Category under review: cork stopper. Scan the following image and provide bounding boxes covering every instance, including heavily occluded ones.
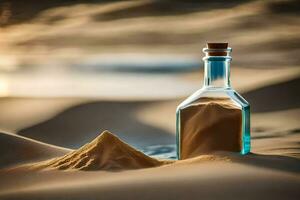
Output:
[206,43,228,56]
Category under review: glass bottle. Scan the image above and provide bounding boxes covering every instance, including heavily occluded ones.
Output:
[176,43,250,160]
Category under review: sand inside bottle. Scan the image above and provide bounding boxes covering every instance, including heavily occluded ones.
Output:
[179,97,242,159]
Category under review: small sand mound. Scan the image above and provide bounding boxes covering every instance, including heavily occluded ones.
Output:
[27,131,166,171]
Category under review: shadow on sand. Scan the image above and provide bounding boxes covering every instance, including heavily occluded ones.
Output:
[0,132,69,169]
[242,76,300,113]
[18,100,175,149]
[233,152,300,174]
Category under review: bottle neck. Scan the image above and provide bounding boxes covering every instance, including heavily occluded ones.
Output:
[203,57,231,88]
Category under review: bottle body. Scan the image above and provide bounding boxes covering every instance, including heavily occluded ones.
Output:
[176,44,250,159]
[176,88,250,159]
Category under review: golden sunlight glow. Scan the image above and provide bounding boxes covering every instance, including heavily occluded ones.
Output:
[0,78,9,96]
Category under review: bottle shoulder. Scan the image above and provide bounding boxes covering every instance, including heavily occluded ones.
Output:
[177,87,249,111]
[228,89,250,108]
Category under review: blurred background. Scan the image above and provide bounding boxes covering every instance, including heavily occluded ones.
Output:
[0,0,299,157]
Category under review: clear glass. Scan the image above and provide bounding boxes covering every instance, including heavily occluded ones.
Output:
[176,47,250,159]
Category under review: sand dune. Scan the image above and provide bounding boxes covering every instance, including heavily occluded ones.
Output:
[13,73,299,150]
[1,130,299,200]
[1,0,299,72]
[0,132,70,169]
[17,100,177,149]
[6,130,300,173]
[0,153,299,200]
[0,110,299,200]
[0,1,299,199]
[19,131,167,171]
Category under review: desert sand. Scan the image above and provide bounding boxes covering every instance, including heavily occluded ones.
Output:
[0,66,299,200]
[0,131,70,169]
[0,127,299,200]
[18,131,167,171]
[0,131,299,200]
[0,85,299,200]
[0,0,300,199]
